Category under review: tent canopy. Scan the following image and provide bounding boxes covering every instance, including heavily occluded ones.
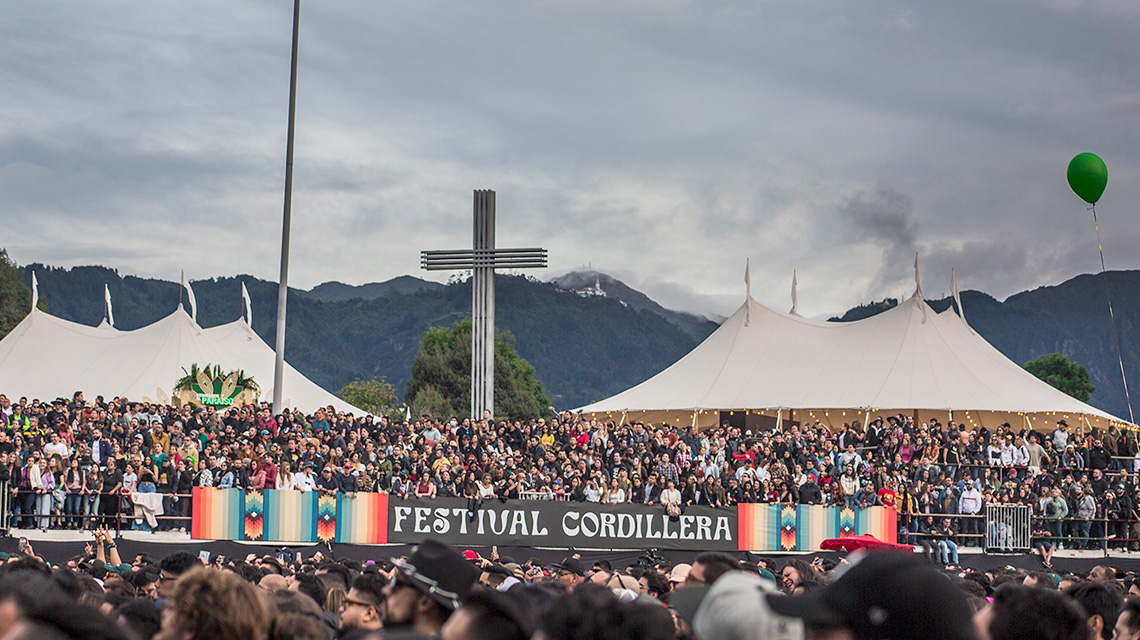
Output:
[575,290,1128,432]
[0,306,360,415]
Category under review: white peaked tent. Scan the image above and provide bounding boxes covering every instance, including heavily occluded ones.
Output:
[575,274,1130,432]
[204,319,358,414]
[0,285,360,414]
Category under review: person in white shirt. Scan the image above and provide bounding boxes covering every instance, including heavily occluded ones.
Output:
[958,479,983,544]
[999,439,1015,467]
[735,464,756,484]
[293,464,316,492]
[660,480,682,512]
[1012,437,1030,479]
[122,463,138,493]
[986,440,1003,467]
[275,461,296,491]
[584,481,602,503]
[43,433,69,460]
[606,479,626,504]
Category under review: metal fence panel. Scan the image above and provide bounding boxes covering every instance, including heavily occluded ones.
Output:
[985,504,1032,553]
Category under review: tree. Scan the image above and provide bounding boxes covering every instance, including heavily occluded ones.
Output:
[0,248,45,339]
[338,378,400,417]
[406,318,552,421]
[1024,353,1096,402]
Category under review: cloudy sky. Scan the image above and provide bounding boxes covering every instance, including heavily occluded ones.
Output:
[3,0,1140,319]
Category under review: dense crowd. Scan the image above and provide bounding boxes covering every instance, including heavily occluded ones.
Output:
[3,532,1140,640]
[1,392,1139,555]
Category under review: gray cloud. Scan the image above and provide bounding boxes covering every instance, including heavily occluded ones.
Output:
[3,0,1140,321]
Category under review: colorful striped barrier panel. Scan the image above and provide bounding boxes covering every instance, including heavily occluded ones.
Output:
[192,491,896,551]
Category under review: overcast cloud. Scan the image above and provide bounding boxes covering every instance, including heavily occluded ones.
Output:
[3,0,1140,319]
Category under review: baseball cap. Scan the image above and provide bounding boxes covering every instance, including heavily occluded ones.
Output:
[694,572,802,640]
[668,563,691,586]
[765,552,973,640]
[551,557,586,577]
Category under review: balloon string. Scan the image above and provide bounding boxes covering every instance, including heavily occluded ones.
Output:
[1091,203,1136,424]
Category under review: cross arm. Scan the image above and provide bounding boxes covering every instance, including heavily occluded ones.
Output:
[421,248,548,271]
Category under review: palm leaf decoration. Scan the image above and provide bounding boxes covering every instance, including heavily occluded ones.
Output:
[220,372,238,399]
[174,364,260,404]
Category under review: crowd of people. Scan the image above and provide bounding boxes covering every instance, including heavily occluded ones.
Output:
[1,391,1139,557]
[3,531,1140,639]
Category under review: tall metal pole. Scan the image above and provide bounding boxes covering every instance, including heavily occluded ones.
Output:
[273,0,301,414]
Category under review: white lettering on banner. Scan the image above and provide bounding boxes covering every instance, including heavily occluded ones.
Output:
[395,503,733,544]
[448,508,467,535]
[434,509,451,534]
[618,514,635,538]
[600,513,616,538]
[714,517,731,540]
[489,511,510,536]
[509,510,529,536]
[563,512,579,536]
[556,511,732,542]
[644,514,660,538]
[532,511,549,536]
[393,506,411,532]
[581,512,599,537]
[680,516,693,540]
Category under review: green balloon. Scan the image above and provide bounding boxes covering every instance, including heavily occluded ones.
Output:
[1067,152,1108,204]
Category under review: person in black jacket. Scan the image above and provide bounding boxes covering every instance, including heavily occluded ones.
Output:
[156,458,176,531]
[644,473,664,505]
[1088,439,1112,472]
[799,476,823,505]
[174,458,194,531]
[917,515,940,563]
[337,466,358,497]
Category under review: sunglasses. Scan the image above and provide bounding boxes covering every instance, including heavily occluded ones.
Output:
[341,597,377,610]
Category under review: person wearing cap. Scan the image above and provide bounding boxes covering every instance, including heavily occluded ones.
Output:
[667,563,691,589]
[766,551,975,640]
[693,571,802,640]
[551,556,586,587]
[294,463,316,492]
[316,465,340,497]
[383,539,479,638]
[1053,420,1070,453]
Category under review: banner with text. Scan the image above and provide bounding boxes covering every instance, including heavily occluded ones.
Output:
[191,489,895,551]
[387,497,738,551]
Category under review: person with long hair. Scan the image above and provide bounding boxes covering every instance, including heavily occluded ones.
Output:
[274,460,293,490]
[63,456,83,528]
[34,456,55,529]
[247,459,266,490]
[779,558,823,594]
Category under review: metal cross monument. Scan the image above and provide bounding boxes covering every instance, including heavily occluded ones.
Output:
[421,190,547,420]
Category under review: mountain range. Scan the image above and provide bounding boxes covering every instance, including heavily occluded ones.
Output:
[16,264,1140,419]
[22,265,718,410]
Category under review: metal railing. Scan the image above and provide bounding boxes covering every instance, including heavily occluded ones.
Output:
[1,485,194,533]
[518,491,567,501]
[984,504,1032,553]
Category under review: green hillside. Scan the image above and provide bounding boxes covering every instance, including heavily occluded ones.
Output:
[21,265,709,409]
